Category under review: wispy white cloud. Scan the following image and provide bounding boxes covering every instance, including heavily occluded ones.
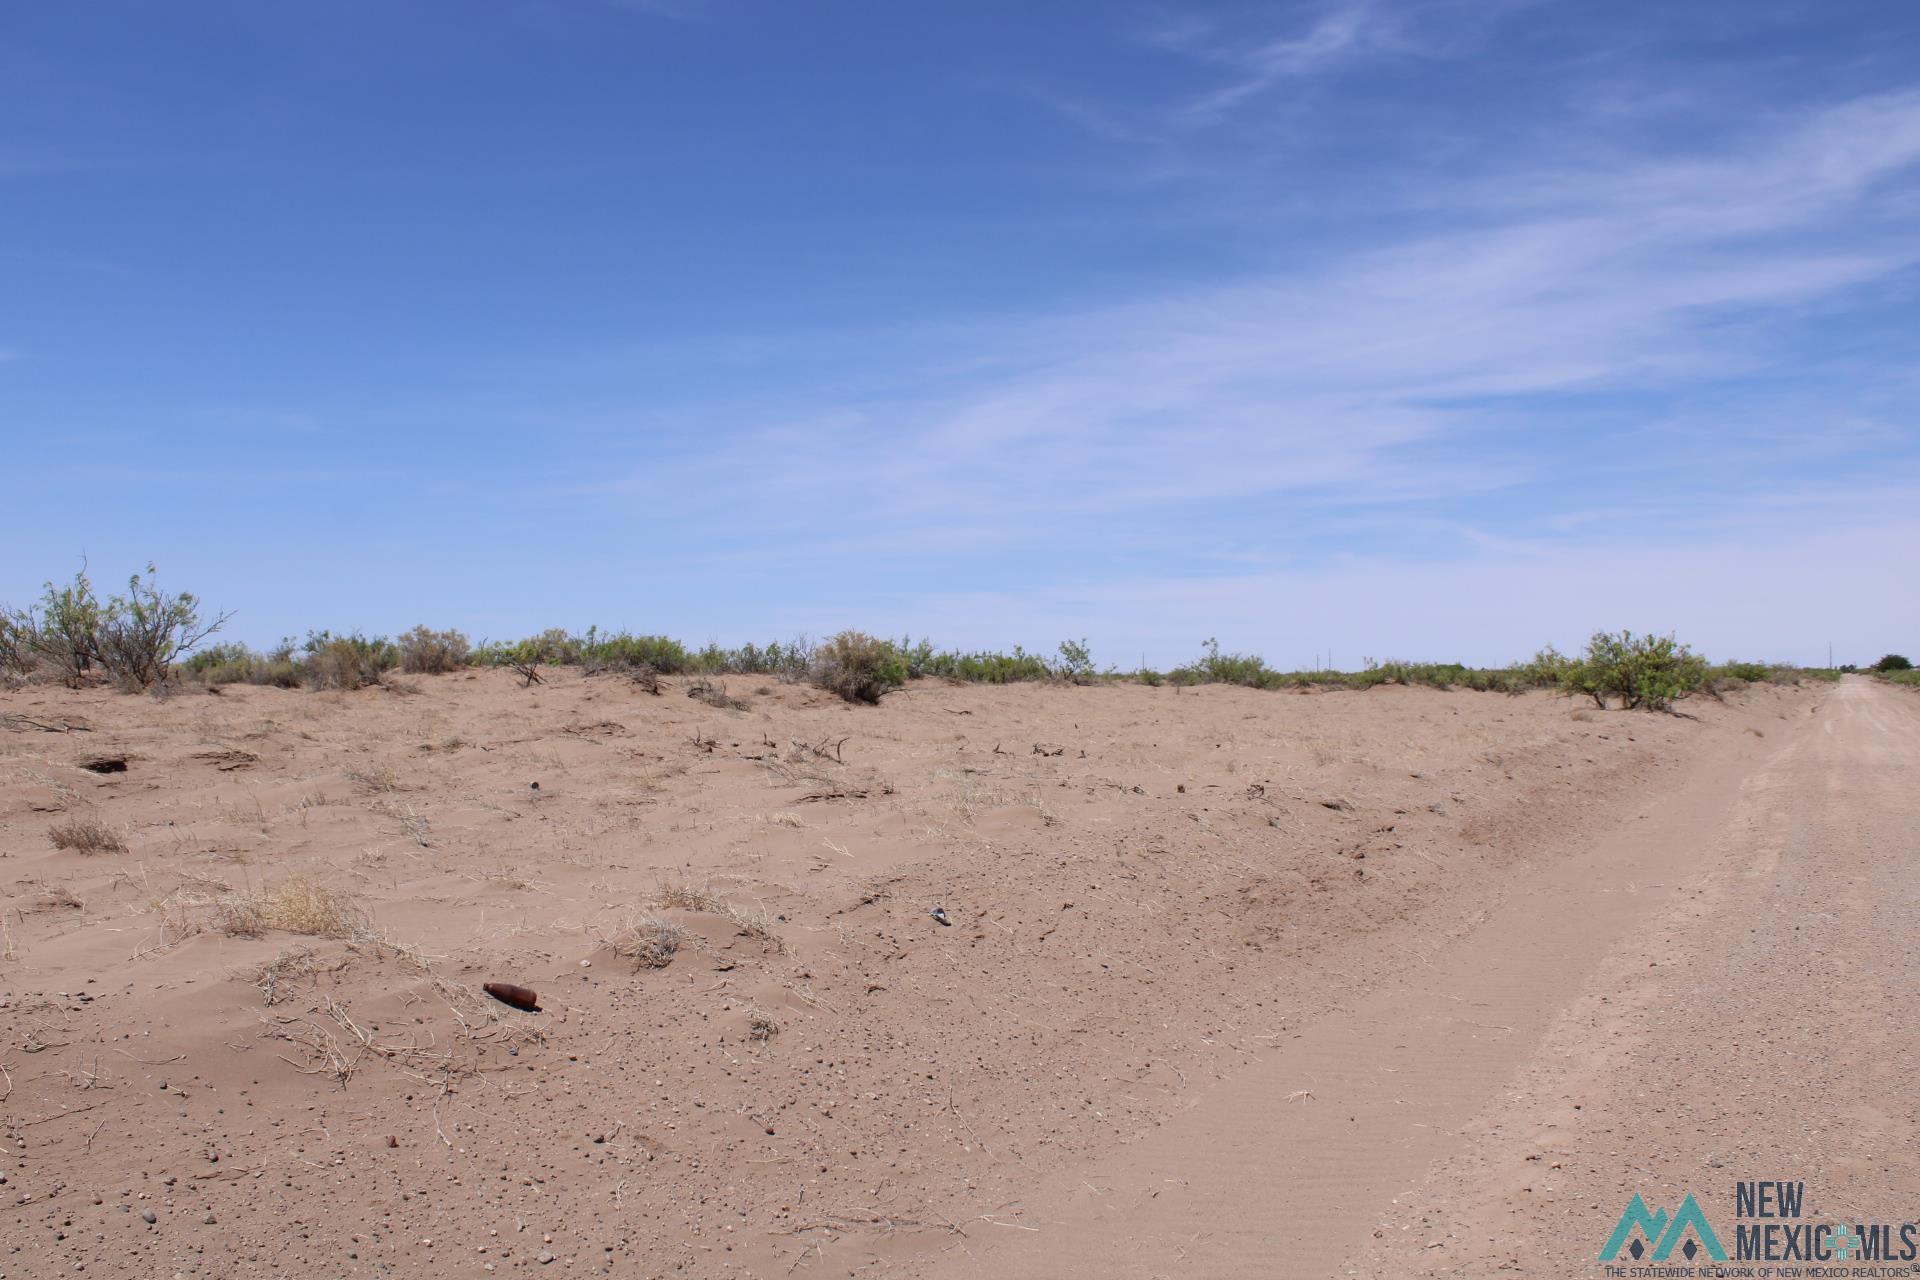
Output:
[589,89,1920,572]
[1181,0,1379,120]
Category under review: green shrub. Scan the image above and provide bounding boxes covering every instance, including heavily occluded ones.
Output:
[1053,639,1096,684]
[92,565,228,690]
[301,631,397,690]
[180,640,302,687]
[5,567,105,686]
[0,613,29,676]
[1872,654,1912,672]
[1172,638,1277,688]
[581,630,689,673]
[397,625,471,675]
[3,563,226,690]
[810,631,907,704]
[897,639,1051,683]
[1563,631,1707,711]
[1513,646,1575,689]
[718,640,811,678]
[947,648,1053,683]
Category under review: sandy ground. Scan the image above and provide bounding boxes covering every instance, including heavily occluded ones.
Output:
[0,668,1887,1278]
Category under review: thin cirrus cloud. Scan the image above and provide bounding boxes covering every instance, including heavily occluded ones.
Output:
[608,89,1920,579]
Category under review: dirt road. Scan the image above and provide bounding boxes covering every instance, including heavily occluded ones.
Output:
[910,676,1920,1278]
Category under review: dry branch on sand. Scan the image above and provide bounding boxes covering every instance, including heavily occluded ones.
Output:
[260,996,457,1087]
[247,946,324,1005]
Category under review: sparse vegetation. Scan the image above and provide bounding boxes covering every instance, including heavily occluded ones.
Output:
[0,613,31,678]
[810,631,907,704]
[687,677,748,710]
[397,625,471,674]
[1560,631,1707,711]
[606,914,688,968]
[232,878,366,939]
[4,565,105,686]
[1053,638,1096,684]
[137,875,366,947]
[655,881,722,913]
[0,567,1846,710]
[300,631,399,690]
[48,816,127,854]
[94,565,231,690]
[2,562,227,690]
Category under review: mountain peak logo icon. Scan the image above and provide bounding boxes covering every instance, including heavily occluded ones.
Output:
[1599,1192,1729,1262]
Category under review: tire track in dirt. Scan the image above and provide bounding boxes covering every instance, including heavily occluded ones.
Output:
[1358,674,1920,1276]
[901,691,1817,1278]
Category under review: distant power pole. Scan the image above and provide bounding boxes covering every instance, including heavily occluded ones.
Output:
[1829,641,1834,668]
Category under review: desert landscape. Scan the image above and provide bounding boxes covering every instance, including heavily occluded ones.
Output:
[7,656,1907,1277]
[8,4,1920,1276]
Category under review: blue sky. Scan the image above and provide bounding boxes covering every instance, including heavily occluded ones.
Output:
[4,1,1918,668]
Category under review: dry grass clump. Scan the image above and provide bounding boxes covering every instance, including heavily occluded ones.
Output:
[346,764,400,792]
[212,895,269,937]
[747,1007,778,1042]
[47,816,127,854]
[605,913,688,969]
[656,881,722,913]
[648,881,786,953]
[686,677,748,710]
[254,876,364,937]
[721,901,787,952]
[151,875,366,944]
[24,881,84,912]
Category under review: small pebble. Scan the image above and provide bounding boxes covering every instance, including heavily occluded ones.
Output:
[141,1210,157,1224]
[537,1250,556,1265]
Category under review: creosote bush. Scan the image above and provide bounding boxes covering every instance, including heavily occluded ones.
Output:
[300,631,398,690]
[397,625,471,674]
[810,631,908,704]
